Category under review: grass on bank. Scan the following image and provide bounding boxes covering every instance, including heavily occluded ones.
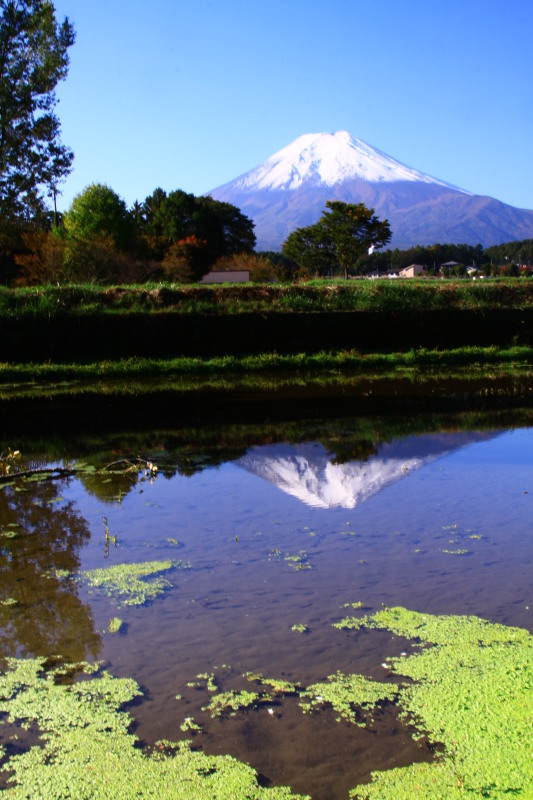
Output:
[0,346,532,384]
[1,278,533,317]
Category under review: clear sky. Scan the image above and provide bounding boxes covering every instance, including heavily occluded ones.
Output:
[52,0,533,214]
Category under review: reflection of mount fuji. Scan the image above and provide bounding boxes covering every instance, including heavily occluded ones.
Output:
[237,433,498,509]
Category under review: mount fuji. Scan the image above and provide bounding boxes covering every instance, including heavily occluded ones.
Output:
[236,432,499,509]
[209,131,533,251]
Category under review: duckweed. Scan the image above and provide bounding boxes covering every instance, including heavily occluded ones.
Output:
[196,672,218,692]
[291,623,308,634]
[107,617,123,634]
[269,549,311,569]
[82,560,180,606]
[336,607,533,798]
[179,716,202,734]
[0,658,306,799]
[300,671,398,726]
[332,615,366,631]
[254,677,300,695]
[2,604,530,798]
[203,690,261,718]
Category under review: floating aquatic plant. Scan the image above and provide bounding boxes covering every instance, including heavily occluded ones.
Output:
[300,671,398,726]
[0,658,305,799]
[291,623,308,634]
[251,676,300,695]
[107,617,123,634]
[332,615,367,630]
[334,607,533,799]
[82,559,180,606]
[195,672,218,692]
[269,549,311,570]
[180,716,202,734]
[203,690,261,718]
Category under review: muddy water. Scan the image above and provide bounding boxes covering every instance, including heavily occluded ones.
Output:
[1,420,532,799]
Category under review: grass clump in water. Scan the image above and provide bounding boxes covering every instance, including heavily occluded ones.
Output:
[82,559,179,606]
[0,658,305,799]
[334,607,533,799]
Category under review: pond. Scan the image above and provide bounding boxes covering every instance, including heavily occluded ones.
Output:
[0,404,532,799]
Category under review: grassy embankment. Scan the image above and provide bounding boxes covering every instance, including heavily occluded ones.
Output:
[3,278,533,315]
[1,280,533,396]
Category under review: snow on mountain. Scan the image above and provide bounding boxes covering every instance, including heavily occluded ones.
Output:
[234,130,469,194]
[238,444,425,509]
[237,434,498,509]
[209,131,533,250]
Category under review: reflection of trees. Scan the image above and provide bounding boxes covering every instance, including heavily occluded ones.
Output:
[0,479,101,662]
[326,438,379,464]
[77,457,160,503]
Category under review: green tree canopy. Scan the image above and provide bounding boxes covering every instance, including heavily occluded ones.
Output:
[484,238,533,268]
[0,0,75,220]
[63,183,135,251]
[199,196,256,255]
[137,188,256,279]
[282,202,391,279]
[319,201,391,279]
[282,223,336,277]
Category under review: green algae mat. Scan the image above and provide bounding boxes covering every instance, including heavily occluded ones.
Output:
[0,606,531,799]
[341,608,533,799]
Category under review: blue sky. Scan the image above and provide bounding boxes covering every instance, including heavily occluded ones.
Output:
[52,0,533,214]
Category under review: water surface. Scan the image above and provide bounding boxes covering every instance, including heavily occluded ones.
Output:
[1,414,532,798]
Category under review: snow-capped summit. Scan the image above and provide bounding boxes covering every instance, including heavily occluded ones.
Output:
[235,131,466,193]
[237,433,499,509]
[210,130,533,250]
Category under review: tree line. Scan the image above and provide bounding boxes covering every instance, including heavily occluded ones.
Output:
[1,3,531,286]
[283,234,533,279]
[356,241,533,277]
[0,3,261,285]
[6,183,258,285]
[6,185,533,285]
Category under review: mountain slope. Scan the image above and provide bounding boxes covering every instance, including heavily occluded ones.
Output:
[237,432,498,509]
[210,131,533,251]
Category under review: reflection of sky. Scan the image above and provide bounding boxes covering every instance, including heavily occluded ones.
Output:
[237,433,500,509]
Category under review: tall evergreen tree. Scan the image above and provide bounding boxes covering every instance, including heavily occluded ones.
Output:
[0,1,75,220]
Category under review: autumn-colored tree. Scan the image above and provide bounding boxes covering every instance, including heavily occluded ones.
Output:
[13,229,65,285]
[138,188,256,278]
[62,233,141,284]
[161,236,209,283]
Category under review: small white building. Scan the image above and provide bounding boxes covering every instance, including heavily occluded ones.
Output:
[398,264,427,278]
